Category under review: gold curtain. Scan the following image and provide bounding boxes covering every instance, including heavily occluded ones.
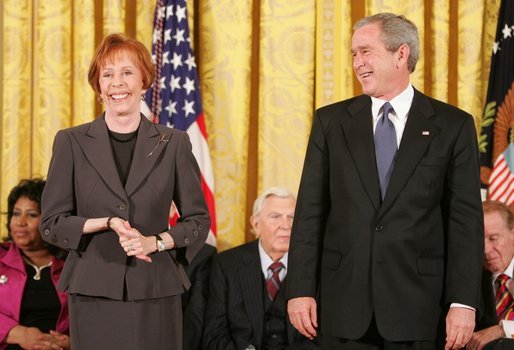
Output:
[0,0,501,251]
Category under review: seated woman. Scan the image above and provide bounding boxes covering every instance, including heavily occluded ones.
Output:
[0,179,69,350]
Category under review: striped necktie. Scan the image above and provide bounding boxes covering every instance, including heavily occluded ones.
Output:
[496,273,514,320]
[266,261,284,301]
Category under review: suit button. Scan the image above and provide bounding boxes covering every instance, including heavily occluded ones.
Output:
[375,225,383,232]
[118,203,127,210]
[198,224,203,230]
[184,238,190,244]
[62,239,69,247]
[193,230,199,237]
[44,229,50,236]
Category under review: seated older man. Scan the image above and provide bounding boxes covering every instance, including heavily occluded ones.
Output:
[468,201,514,350]
[203,187,318,350]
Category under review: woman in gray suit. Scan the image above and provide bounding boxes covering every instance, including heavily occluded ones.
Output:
[40,33,210,350]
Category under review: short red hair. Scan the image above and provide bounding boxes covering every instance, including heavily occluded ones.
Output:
[87,33,155,95]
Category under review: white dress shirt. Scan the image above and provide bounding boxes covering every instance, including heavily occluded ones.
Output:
[371,84,413,147]
[258,239,288,282]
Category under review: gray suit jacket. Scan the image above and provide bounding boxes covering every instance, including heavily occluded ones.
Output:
[40,115,210,301]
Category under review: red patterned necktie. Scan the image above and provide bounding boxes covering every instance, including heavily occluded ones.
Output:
[495,273,514,320]
[266,261,284,301]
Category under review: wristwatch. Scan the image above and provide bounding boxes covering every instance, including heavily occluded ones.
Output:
[155,234,166,252]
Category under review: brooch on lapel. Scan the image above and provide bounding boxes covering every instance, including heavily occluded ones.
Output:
[0,275,7,286]
[422,131,430,136]
[146,133,171,159]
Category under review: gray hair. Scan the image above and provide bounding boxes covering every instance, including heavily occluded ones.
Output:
[252,187,296,217]
[354,13,419,73]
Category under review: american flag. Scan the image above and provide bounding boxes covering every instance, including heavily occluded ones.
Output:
[142,0,217,246]
[488,144,514,205]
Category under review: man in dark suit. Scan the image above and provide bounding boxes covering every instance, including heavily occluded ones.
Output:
[182,243,217,350]
[469,201,514,350]
[203,187,318,350]
[286,13,483,350]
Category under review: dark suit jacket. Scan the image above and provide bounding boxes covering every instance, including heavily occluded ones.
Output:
[484,339,514,350]
[477,269,498,331]
[182,243,217,350]
[286,89,484,341]
[40,115,210,301]
[203,240,318,350]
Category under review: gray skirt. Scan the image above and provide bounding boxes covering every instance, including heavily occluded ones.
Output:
[69,294,182,350]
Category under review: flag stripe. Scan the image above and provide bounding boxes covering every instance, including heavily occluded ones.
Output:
[187,118,215,189]
[488,145,514,204]
[195,111,208,140]
[489,156,508,197]
[491,173,512,200]
[505,184,514,204]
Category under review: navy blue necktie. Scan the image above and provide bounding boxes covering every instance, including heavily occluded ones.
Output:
[375,102,397,200]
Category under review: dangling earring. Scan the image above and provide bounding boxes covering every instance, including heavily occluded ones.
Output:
[141,91,146,101]
[97,96,104,104]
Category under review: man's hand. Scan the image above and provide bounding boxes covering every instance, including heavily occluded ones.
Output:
[445,307,476,349]
[287,297,317,339]
[466,325,504,350]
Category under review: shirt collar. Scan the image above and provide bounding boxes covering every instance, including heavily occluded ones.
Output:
[493,256,514,281]
[371,84,414,124]
[258,239,288,276]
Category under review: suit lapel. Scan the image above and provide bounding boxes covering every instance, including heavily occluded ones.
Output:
[73,116,126,198]
[342,96,380,210]
[73,116,171,199]
[125,116,169,196]
[240,241,264,347]
[379,90,437,215]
